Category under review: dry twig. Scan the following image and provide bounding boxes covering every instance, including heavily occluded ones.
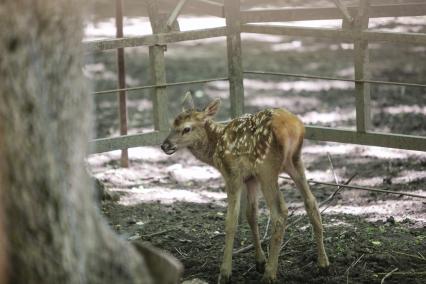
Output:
[233,242,255,255]
[142,228,173,238]
[391,250,426,261]
[242,264,256,276]
[279,237,293,257]
[345,254,365,284]
[320,173,357,214]
[327,153,340,185]
[211,232,225,239]
[174,247,188,258]
[279,176,426,199]
[377,271,426,276]
[233,215,271,255]
[262,215,271,240]
[380,268,399,284]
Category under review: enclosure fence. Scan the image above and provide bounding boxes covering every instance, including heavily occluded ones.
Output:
[85,0,426,155]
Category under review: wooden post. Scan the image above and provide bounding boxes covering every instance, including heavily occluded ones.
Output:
[225,0,244,118]
[115,0,129,167]
[146,0,169,131]
[333,0,354,24]
[353,0,371,132]
[167,0,188,30]
[225,0,246,223]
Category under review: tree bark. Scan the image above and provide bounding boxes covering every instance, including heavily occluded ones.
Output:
[0,1,180,283]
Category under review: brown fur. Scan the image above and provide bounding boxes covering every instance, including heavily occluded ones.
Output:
[270,109,305,167]
[162,100,329,283]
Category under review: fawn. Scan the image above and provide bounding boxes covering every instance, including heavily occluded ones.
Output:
[161,94,329,283]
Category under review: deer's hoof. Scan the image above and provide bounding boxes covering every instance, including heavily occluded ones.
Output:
[218,272,231,284]
[256,260,266,273]
[318,255,330,268]
[260,275,277,284]
[318,264,331,276]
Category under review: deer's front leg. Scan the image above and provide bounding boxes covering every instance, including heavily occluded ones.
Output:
[218,178,243,284]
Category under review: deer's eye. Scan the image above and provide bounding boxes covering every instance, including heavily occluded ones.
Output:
[182,127,191,135]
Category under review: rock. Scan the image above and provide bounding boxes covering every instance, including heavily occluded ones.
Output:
[132,241,183,284]
[94,177,106,200]
[386,216,396,224]
[93,177,120,202]
[383,176,392,185]
[103,190,120,202]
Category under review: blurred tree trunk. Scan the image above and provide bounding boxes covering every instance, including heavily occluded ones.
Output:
[0,1,180,283]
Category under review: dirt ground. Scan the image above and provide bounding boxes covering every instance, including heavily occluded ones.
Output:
[86,2,426,283]
[89,143,426,284]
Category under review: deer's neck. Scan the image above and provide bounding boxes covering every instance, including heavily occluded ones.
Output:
[187,120,224,167]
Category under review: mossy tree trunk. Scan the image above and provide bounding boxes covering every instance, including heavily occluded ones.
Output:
[0,1,178,283]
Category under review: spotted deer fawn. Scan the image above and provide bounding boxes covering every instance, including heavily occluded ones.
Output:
[161,94,329,283]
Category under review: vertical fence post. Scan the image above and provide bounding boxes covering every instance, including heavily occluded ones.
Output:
[225,0,244,118]
[146,0,169,132]
[353,0,371,132]
[225,0,246,222]
[115,0,129,167]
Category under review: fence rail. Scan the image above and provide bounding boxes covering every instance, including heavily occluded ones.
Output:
[84,26,227,52]
[92,77,229,95]
[240,3,426,23]
[242,24,426,45]
[243,71,426,89]
[90,131,168,154]
[86,1,426,154]
[89,125,426,154]
[305,126,426,152]
[93,71,426,97]
[84,24,426,52]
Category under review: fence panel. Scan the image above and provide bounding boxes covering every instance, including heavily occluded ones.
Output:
[86,2,426,154]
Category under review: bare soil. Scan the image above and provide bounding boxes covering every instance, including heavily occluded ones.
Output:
[90,143,426,284]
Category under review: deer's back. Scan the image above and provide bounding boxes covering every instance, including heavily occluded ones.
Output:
[212,108,304,174]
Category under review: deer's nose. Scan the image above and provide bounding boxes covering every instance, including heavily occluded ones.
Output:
[161,139,177,154]
[160,141,169,151]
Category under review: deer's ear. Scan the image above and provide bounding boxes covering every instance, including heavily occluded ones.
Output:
[204,98,221,117]
[182,91,195,111]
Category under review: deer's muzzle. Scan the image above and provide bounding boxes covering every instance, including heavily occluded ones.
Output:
[161,139,177,155]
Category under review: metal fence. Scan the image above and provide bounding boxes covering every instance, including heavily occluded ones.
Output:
[85,0,426,154]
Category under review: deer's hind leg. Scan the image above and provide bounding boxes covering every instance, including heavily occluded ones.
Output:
[285,157,329,268]
[245,177,266,273]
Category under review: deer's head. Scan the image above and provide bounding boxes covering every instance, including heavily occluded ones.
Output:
[161,93,220,155]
